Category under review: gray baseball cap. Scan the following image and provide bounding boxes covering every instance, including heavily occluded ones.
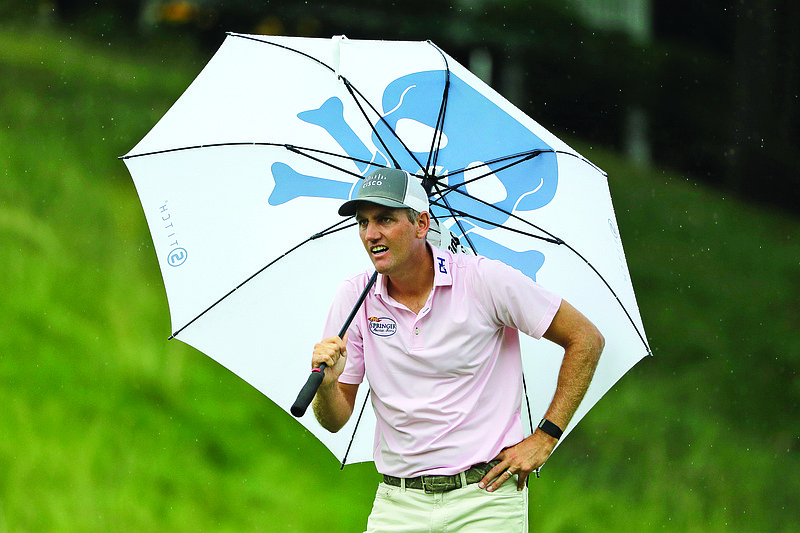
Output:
[338,168,429,217]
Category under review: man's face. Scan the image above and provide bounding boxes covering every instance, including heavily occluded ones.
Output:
[355,203,427,276]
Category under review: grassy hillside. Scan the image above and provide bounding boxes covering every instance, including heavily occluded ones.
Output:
[1,25,798,532]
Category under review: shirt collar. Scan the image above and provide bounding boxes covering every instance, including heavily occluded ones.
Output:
[431,244,453,288]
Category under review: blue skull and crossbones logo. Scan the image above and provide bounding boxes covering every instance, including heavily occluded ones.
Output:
[268,70,558,281]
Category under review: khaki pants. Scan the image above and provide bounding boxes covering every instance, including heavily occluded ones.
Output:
[364,476,528,533]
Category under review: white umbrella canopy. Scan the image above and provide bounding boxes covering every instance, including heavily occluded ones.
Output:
[122,33,651,466]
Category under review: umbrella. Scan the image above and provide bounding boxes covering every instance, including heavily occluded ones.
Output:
[121,33,651,467]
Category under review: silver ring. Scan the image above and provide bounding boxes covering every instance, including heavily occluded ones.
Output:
[505,470,514,476]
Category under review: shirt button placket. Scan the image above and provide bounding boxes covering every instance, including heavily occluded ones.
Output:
[411,321,423,349]
[411,308,429,349]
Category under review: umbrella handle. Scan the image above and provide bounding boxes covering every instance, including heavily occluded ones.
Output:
[290,271,378,418]
[290,364,327,417]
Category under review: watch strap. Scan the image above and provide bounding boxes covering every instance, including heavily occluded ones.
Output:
[538,418,564,440]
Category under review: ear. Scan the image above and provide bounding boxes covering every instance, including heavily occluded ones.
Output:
[416,211,431,239]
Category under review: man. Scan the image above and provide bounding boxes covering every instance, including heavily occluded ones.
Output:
[311,168,604,532]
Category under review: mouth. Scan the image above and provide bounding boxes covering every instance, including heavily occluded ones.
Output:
[370,245,389,256]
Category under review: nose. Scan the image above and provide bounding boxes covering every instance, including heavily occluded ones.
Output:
[363,221,381,241]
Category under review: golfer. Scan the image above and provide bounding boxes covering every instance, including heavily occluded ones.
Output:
[311,168,604,532]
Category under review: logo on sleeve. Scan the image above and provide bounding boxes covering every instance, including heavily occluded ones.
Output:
[368,316,397,337]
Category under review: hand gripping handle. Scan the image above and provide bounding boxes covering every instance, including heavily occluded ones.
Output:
[290,271,377,418]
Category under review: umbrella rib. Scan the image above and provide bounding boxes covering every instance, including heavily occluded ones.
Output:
[121,142,378,181]
[284,144,381,173]
[445,150,548,190]
[557,241,653,355]
[229,33,336,74]
[425,41,451,175]
[340,389,372,469]
[429,199,562,245]
[168,219,355,340]
[340,79,396,169]
[522,372,535,436]
[430,182,481,254]
[443,149,603,189]
[284,144,370,181]
[120,142,291,160]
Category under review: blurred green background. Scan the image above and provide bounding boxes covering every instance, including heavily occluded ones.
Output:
[1,1,798,532]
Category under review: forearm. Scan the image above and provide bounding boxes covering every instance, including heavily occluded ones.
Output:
[544,326,604,430]
[312,380,354,433]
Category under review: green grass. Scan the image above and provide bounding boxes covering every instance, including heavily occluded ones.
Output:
[1,24,798,532]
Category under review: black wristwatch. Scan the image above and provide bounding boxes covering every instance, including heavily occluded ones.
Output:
[538,418,564,440]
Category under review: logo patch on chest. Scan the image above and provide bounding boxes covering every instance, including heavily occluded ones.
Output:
[368,316,397,337]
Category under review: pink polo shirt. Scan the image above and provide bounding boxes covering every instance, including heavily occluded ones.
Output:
[323,245,561,477]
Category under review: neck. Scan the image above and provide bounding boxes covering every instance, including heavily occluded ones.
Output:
[386,244,435,309]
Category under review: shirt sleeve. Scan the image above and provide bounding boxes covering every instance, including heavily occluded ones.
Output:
[321,273,368,385]
[471,256,562,339]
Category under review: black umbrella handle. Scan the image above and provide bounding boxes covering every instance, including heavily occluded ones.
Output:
[290,271,378,418]
[291,364,327,417]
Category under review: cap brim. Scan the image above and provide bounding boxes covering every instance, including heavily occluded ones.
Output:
[338,197,412,217]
